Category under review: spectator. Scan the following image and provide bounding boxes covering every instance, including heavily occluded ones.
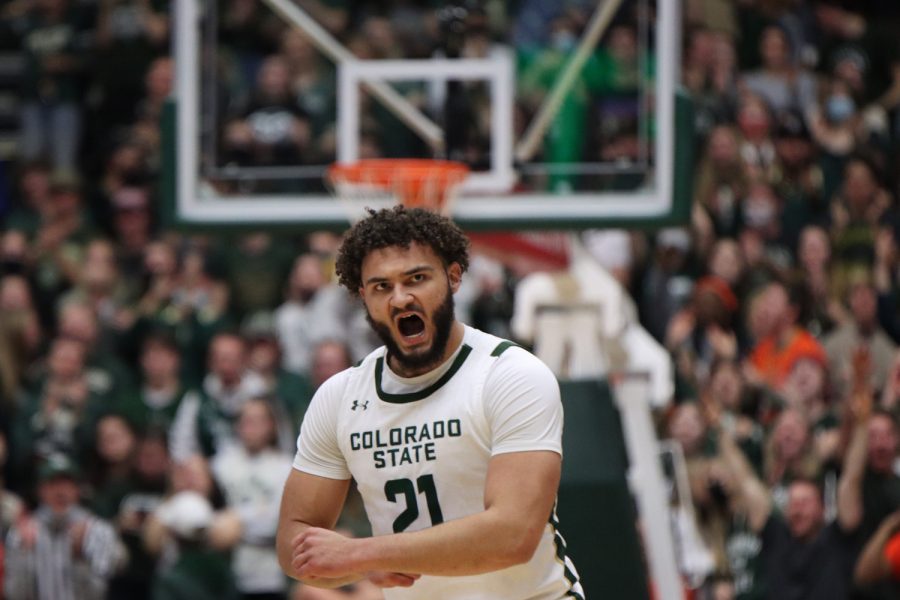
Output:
[280,29,336,163]
[119,333,195,434]
[30,171,94,317]
[18,0,88,170]
[808,77,866,196]
[796,224,839,336]
[742,24,818,117]
[5,160,52,237]
[640,228,697,343]
[133,241,231,385]
[109,184,156,277]
[211,398,293,600]
[666,275,739,392]
[106,428,169,600]
[0,274,42,411]
[772,110,822,248]
[746,277,826,393]
[736,94,779,184]
[683,27,737,136]
[221,232,296,323]
[0,432,24,539]
[273,253,347,377]
[829,157,893,302]
[738,180,793,271]
[92,0,168,133]
[10,337,109,487]
[59,238,134,350]
[223,55,312,168]
[694,125,747,238]
[4,453,126,600]
[150,490,239,600]
[168,333,293,462]
[712,412,850,600]
[56,300,133,397]
[824,280,896,401]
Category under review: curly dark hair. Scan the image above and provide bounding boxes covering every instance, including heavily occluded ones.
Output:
[335,205,470,295]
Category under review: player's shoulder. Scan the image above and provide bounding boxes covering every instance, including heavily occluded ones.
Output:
[465,326,546,369]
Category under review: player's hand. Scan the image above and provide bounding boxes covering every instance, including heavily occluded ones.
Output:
[368,571,421,588]
[292,527,359,579]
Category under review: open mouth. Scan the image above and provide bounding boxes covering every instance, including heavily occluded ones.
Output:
[397,314,426,338]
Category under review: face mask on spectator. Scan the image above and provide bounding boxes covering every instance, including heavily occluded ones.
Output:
[826,94,855,123]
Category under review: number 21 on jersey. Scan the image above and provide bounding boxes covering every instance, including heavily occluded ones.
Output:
[385,474,444,532]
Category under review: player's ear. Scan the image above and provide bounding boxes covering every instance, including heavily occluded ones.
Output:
[447,262,462,293]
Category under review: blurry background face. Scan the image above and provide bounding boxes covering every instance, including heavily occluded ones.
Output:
[289,254,325,302]
[59,304,98,346]
[97,415,136,465]
[759,26,790,70]
[237,400,276,453]
[82,240,118,293]
[311,341,351,388]
[786,481,823,539]
[798,226,830,271]
[141,342,179,382]
[39,477,79,514]
[737,97,770,141]
[209,336,246,385]
[136,436,169,481]
[708,240,743,287]
[171,455,214,497]
[48,338,85,381]
[867,415,898,474]
[785,358,826,406]
[143,241,178,277]
[248,338,280,375]
[843,160,877,211]
[849,283,877,328]
[772,410,809,462]
[258,57,291,99]
[708,363,743,412]
[752,283,789,338]
[669,403,706,456]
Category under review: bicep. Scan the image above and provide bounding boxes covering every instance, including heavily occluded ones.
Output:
[279,468,352,531]
[484,450,561,529]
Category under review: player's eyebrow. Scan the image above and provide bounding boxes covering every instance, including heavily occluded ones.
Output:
[364,265,435,286]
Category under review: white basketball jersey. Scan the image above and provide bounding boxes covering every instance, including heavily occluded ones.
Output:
[294,325,584,599]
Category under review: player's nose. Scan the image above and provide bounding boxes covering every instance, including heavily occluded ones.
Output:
[388,284,414,308]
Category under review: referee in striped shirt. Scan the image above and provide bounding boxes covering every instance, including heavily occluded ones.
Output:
[3,453,125,600]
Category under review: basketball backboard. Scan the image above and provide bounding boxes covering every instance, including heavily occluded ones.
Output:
[167,0,690,231]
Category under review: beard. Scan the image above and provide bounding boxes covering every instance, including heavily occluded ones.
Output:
[366,288,456,375]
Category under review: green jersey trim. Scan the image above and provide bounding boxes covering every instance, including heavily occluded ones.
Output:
[374,344,473,404]
[490,340,521,357]
[550,507,584,600]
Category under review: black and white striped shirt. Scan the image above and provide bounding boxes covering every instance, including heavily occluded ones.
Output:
[3,505,124,600]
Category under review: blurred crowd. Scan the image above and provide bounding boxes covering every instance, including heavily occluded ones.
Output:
[2,0,900,599]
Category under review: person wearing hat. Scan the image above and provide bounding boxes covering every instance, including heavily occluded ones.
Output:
[3,453,125,600]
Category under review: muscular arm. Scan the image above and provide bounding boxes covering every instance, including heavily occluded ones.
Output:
[292,450,561,578]
[276,469,354,587]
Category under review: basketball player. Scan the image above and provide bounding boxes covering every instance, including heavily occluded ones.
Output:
[277,206,583,599]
